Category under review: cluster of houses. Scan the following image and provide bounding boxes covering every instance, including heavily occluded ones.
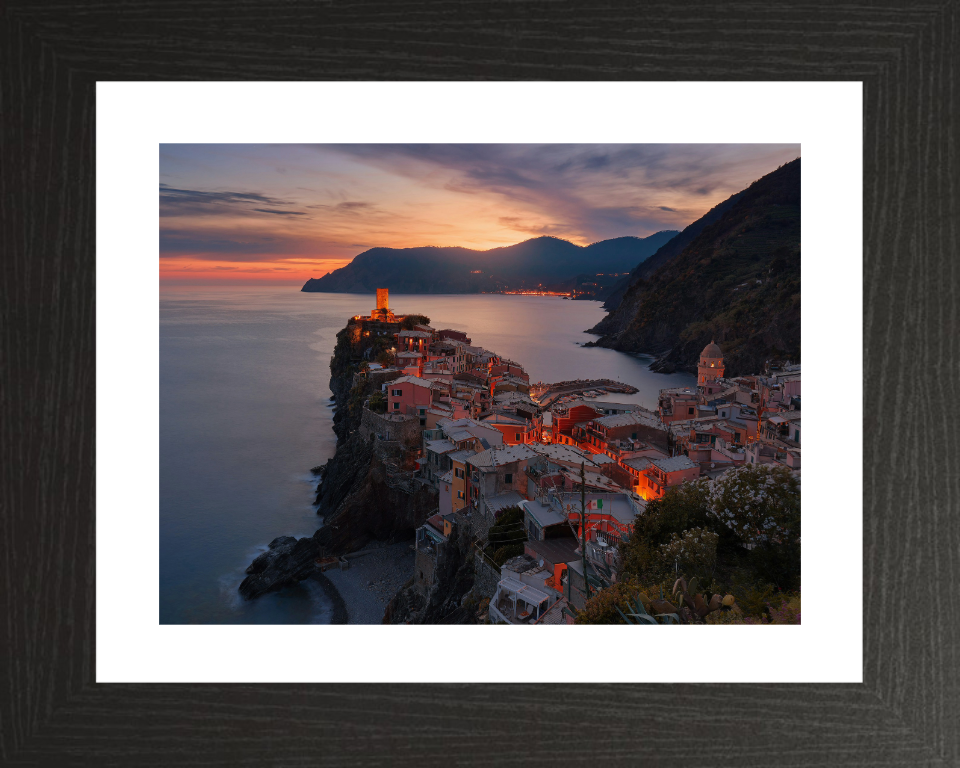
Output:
[352,291,801,624]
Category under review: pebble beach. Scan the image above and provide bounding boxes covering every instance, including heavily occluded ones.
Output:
[321,539,416,624]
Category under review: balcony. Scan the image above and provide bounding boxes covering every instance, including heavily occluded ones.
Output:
[490,596,540,624]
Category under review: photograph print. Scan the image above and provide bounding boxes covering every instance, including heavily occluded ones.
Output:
[160,143,801,627]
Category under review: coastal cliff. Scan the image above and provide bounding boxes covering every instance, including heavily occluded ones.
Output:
[239,315,437,602]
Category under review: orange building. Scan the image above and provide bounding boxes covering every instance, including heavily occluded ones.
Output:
[640,455,700,499]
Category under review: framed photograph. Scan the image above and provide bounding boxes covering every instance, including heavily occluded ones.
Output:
[4,3,957,765]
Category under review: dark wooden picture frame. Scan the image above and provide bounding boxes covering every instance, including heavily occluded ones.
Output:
[2,2,957,765]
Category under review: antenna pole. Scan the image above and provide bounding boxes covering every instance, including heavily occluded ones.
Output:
[580,462,591,602]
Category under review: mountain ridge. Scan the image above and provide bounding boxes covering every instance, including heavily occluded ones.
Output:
[301,231,678,295]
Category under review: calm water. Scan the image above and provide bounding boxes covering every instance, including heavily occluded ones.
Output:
[159,286,695,624]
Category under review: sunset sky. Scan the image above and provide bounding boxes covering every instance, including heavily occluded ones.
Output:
[159,144,800,283]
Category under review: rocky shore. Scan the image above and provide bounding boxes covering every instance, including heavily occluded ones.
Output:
[322,540,415,624]
[238,315,437,608]
[309,570,348,624]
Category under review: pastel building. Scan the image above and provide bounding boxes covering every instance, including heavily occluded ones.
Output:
[480,412,536,445]
[640,455,700,499]
[387,376,438,424]
[697,341,725,386]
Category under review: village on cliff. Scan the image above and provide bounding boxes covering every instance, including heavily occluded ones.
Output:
[330,289,800,625]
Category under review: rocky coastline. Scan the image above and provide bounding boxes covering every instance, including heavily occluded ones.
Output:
[238,316,438,615]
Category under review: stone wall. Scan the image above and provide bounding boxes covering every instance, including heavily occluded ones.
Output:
[468,504,495,542]
[637,423,670,453]
[353,368,404,392]
[360,407,422,450]
[414,546,438,598]
[472,549,501,600]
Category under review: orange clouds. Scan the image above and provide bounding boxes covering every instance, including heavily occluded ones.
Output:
[159,257,352,283]
[160,144,802,284]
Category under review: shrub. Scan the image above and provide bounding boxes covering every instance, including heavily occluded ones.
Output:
[768,593,801,624]
[400,314,431,330]
[708,464,800,547]
[749,538,801,591]
[705,607,749,625]
[368,391,387,414]
[484,506,526,564]
[490,543,525,567]
[656,527,719,580]
[574,581,650,625]
[618,480,714,581]
[727,576,778,619]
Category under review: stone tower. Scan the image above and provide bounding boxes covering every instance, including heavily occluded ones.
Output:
[376,288,389,312]
[697,340,724,385]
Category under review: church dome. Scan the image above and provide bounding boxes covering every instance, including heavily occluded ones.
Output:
[701,341,722,359]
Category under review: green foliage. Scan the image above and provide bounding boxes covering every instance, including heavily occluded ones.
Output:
[375,349,395,367]
[484,506,526,565]
[669,575,736,622]
[657,527,718,580]
[574,581,650,625]
[576,576,737,625]
[767,593,801,624]
[618,465,801,607]
[705,607,749,624]
[347,381,367,415]
[489,544,525,567]
[749,539,801,592]
[400,314,431,330]
[618,479,713,580]
[367,390,387,414]
[705,591,800,625]
[616,592,680,625]
[724,571,779,619]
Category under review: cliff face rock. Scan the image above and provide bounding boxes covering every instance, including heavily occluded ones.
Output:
[239,536,320,600]
[588,158,801,377]
[313,432,438,554]
[238,435,438,601]
[239,310,438,601]
[383,522,479,625]
[328,326,364,444]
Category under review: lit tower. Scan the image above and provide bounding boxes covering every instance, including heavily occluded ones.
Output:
[697,340,724,385]
[372,288,393,320]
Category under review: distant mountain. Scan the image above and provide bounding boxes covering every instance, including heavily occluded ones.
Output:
[300,231,678,295]
[587,158,801,377]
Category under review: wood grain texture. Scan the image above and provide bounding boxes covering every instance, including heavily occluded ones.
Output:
[1,1,958,765]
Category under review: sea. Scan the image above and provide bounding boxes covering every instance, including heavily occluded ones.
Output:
[159,286,696,624]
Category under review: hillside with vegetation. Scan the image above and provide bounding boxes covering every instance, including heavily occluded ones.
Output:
[576,464,801,626]
[587,158,800,376]
[595,189,746,316]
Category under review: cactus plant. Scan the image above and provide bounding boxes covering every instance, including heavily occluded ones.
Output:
[615,593,680,625]
[670,575,737,621]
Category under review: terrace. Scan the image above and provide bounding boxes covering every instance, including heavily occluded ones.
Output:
[489,578,552,625]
